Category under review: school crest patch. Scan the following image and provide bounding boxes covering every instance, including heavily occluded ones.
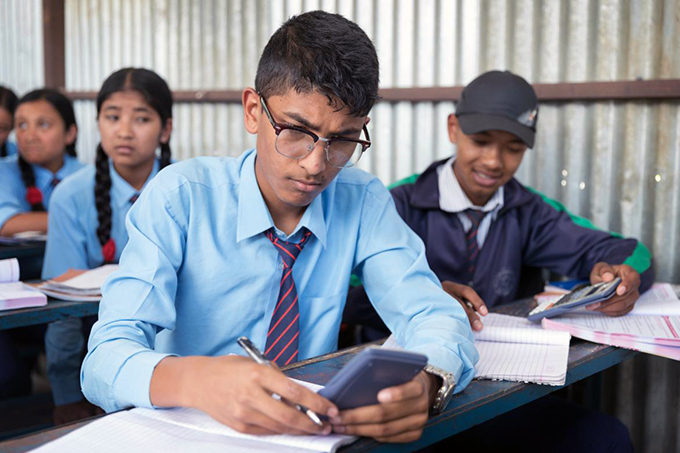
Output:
[493,268,516,297]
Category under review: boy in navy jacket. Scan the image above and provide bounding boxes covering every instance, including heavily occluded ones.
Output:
[345,70,646,452]
[346,70,652,334]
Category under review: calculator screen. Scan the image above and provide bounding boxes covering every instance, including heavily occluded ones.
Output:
[553,281,610,307]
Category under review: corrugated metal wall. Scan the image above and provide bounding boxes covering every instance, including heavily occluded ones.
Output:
[3,0,680,450]
[0,0,44,97]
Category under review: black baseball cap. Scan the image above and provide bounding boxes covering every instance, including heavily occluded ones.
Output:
[455,70,539,148]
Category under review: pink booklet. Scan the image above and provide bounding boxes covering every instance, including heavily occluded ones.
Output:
[0,258,47,311]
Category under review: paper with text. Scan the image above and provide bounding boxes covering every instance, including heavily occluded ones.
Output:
[32,380,356,453]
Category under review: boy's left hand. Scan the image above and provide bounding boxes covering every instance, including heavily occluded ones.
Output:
[588,262,641,316]
[328,371,436,443]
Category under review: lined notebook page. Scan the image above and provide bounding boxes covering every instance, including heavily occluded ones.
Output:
[33,380,356,453]
[473,314,571,386]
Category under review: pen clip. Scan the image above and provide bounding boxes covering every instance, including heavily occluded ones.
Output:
[237,336,269,365]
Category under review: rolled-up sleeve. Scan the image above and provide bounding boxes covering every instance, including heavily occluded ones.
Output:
[354,181,478,392]
[81,183,186,412]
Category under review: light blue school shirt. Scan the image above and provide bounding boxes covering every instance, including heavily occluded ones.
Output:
[0,154,84,231]
[43,158,161,278]
[2,140,18,158]
[42,159,161,405]
[81,149,478,413]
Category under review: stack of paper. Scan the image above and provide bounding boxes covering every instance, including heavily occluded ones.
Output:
[38,264,119,301]
[0,258,47,310]
[473,313,571,386]
[541,283,680,361]
[33,380,357,453]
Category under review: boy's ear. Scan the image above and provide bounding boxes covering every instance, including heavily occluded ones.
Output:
[242,88,260,135]
[447,114,459,145]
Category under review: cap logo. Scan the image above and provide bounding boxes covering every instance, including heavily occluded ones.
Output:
[517,107,538,127]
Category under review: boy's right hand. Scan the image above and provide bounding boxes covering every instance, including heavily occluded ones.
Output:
[441,281,488,331]
[151,355,338,436]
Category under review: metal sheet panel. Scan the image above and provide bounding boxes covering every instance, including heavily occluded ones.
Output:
[0,0,44,94]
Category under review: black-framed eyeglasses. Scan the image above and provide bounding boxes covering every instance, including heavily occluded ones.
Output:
[259,94,371,168]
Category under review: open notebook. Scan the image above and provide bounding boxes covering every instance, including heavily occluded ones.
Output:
[32,380,356,453]
[473,313,571,386]
[0,258,47,311]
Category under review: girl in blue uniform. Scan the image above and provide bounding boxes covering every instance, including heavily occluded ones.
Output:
[0,86,18,158]
[0,89,83,236]
[43,68,173,424]
[0,89,82,399]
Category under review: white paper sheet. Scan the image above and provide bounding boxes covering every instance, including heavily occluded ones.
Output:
[31,380,356,453]
[0,258,20,283]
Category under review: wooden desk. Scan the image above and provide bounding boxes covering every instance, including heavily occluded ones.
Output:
[0,300,637,452]
[0,242,45,281]
[0,298,99,331]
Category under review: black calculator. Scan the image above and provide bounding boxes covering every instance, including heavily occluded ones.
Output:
[527,278,622,322]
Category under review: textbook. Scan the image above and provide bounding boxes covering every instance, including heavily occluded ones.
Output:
[32,380,357,453]
[472,313,571,386]
[37,264,119,301]
[0,258,47,310]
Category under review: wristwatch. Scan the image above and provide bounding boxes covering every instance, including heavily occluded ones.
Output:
[424,364,456,414]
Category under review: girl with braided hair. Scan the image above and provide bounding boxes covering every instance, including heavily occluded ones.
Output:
[0,86,18,158]
[42,68,173,424]
[0,89,83,236]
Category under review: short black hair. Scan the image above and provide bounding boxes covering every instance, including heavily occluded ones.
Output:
[255,10,379,117]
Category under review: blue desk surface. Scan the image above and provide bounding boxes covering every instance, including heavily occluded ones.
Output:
[0,300,636,452]
[0,298,99,331]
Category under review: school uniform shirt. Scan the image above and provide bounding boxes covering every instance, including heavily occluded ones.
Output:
[81,149,478,413]
[42,159,161,406]
[0,154,84,231]
[389,157,654,309]
[437,156,504,249]
[1,140,18,158]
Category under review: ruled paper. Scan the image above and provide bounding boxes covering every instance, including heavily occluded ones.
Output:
[32,380,356,453]
[473,314,571,386]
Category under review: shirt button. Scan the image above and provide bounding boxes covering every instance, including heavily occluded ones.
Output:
[279,262,284,270]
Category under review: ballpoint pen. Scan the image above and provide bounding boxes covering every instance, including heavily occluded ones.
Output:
[237,336,323,427]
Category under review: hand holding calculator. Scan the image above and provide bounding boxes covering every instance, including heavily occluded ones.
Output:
[528,278,622,322]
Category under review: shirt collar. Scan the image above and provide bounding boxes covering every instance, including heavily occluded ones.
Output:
[236,149,327,247]
[32,155,81,188]
[110,158,160,209]
[437,156,504,213]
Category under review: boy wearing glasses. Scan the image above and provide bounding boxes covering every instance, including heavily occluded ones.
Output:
[81,11,477,443]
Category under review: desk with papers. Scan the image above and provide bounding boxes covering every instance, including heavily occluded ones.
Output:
[0,242,45,280]
[0,299,638,452]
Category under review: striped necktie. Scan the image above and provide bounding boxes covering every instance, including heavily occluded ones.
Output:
[264,228,312,366]
[465,209,487,284]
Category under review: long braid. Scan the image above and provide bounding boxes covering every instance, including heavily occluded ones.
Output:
[18,154,45,211]
[160,142,171,169]
[95,144,115,263]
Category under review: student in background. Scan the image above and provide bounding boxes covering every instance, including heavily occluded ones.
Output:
[0,86,19,158]
[0,89,83,236]
[42,68,173,424]
[346,70,645,452]
[82,11,476,443]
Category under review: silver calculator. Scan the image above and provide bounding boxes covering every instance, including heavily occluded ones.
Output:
[527,278,622,323]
